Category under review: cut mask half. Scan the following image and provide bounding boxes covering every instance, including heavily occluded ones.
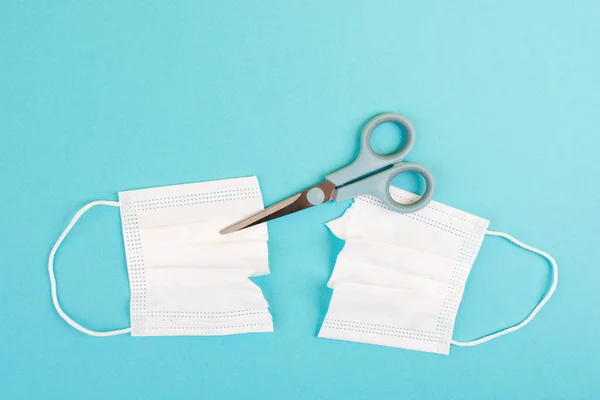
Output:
[48,176,274,337]
[319,187,558,355]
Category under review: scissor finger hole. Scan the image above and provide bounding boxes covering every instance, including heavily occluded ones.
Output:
[369,122,409,156]
[389,171,426,203]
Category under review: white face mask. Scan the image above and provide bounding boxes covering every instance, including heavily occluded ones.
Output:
[48,177,273,337]
[318,187,557,355]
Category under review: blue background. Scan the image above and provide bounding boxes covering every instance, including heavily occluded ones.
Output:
[1,2,599,399]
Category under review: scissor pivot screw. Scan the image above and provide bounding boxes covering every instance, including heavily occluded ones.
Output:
[307,188,325,205]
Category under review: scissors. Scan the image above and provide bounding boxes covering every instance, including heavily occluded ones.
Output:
[221,112,435,235]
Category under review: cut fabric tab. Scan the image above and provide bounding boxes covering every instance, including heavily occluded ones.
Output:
[48,176,273,337]
[319,187,557,355]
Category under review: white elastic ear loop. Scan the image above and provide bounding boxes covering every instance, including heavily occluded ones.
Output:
[48,200,131,337]
[451,230,558,347]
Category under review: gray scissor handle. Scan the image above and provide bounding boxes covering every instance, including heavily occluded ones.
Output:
[327,113,416,187]
[328,113,435,213]
[334,162,435,213]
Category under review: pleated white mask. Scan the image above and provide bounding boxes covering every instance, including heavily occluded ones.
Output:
[48,177,273,337]
[319,187,557,355]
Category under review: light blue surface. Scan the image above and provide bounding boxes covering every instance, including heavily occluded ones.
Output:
[1,2,599,399]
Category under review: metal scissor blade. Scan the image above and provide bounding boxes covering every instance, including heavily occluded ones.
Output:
[220,180,336,234]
